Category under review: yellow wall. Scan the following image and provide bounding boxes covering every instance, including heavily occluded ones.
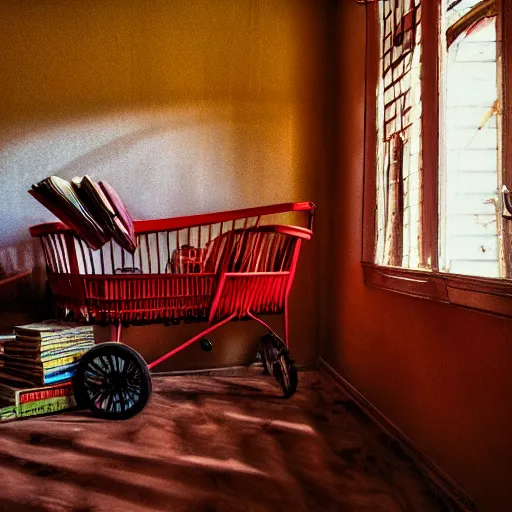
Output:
[0,0,331,368]
[322,3,512,511]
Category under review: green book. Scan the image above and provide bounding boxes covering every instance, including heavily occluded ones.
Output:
[0,395,76,422]
[16,395,76,418]
[0,404,16,422]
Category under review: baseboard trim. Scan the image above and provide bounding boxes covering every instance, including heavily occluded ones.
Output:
[318,357,477,512]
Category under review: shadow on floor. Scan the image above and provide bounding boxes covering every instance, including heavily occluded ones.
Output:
[0,370,444,512]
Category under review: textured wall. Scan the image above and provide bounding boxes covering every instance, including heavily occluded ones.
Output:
[321,3,512,511]
[0,0,331,368]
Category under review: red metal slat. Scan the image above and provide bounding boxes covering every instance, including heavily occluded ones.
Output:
[29,202,315,237]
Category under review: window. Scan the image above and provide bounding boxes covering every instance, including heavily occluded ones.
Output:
[363,0,512,317]
[375,0,502,275]
[440,0,501,278]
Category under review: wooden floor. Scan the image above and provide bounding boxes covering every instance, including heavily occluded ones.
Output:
[0,369,443,511]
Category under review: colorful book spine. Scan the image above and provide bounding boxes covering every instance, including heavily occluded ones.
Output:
[42,352,87,370]
[41,345,93,362]
[0,395,76,422]
[16,382,74,406]
[16,395,76,418]
[43,370,75,385]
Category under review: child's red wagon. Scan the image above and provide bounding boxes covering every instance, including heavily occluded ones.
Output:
[29,202,315,419]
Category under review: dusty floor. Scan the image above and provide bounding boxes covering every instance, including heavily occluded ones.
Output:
[0,369,443,512]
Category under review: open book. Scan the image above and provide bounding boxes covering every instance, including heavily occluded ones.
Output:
[29,176,137,252]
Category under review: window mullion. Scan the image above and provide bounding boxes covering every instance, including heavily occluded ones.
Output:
[420,0,440,271]
[362,2,380,263]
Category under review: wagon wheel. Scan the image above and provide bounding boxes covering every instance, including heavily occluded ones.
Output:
[259,333,298,398]
[73,343,152,420]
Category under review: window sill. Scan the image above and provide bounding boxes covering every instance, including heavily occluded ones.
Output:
[362,262,512,318]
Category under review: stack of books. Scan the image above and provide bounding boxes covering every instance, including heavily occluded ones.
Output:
[0,321,95,420]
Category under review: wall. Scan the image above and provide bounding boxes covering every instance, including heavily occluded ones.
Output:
[321,2,512,511]
[0,0,331,368]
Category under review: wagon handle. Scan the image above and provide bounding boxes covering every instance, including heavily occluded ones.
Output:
[29,201,317,237]
[306,202,316,232]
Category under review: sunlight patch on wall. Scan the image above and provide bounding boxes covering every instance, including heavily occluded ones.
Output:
[0,102,299,248]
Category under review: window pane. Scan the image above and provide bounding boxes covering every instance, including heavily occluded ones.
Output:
[446,0,485,27]
[375,0,423,268]
[439,2,500,278]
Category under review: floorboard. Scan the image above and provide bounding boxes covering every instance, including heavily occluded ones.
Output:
[0,370,443,511]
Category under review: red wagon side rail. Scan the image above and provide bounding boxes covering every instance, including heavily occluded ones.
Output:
[30,201,315,372]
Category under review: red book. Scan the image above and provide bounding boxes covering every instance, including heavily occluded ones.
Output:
[99,180,137,252]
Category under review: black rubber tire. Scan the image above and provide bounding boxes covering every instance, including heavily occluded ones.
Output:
[72,342,152,420]
[259,335,273,375]
[259,334,298,398]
